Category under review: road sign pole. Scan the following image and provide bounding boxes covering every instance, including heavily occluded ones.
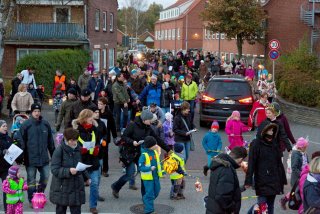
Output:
[273,60,275,82]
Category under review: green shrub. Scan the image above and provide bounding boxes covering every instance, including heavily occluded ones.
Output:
[15,49,90,96]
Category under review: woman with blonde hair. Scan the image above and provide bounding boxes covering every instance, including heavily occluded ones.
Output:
[72,109,101,214]
[11,84,34,114]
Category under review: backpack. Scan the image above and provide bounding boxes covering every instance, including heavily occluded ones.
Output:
[288,179,302,210]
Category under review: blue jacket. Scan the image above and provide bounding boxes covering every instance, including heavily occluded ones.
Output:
[303,173,320,212]
[201,131,222,156]
[87,77,104,100]
[139,82,162,106]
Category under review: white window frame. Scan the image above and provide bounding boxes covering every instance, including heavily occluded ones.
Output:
[211,32,215,39]
[204,29,207,40]
[16,48,57,61]
[102,49,107,69]
[230,53,234,61]
[177,28,180,40]
[207,30,211,39]
[109,48,115,68]
[221,33,225,39]
[165,29,168,40]
[110,13,114,32]
[172,29,175,39]
[102,12,107,31]
[216,33,220,39]
[93,49,100,71]
[161,30,164,40]
[95,9,100,31]
[53,6,71,23]
[168,29,171,40]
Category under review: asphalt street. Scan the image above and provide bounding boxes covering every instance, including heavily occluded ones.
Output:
[0,103,318,214]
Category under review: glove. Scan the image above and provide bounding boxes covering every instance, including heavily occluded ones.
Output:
[56,125,61,132]
[81,148,88,155]
[92,146,99,156]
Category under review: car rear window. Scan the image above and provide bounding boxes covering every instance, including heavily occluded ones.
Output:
[206,80,251,98]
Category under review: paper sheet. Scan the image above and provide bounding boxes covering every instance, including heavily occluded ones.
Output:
[168,66,173,71]
[4,144,23,165]
[75,162,92,171]
[83,141,95,149]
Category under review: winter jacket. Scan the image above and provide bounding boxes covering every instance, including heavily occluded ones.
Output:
[257,118,292,153]
[299,165,309,214]
[225,119,250,150]
[66,83,81,97]
[57,98,78,129]
[53,96,63,111]
[77,74,91,91]
[112,80,130,104]
[11,92,34,112]
[161,86,173,108]
[206,153,241,214]
[303,174,320,213]
[245,68,255,79]
[87,77,104,101]
[129,77,145,95]
[68,100,97,127]
[0,133,13,173]
[248,100,268,128]
[72,120,101,171]
[173,112,194,143]
[245,123,287,196]
[163,120,175,146]
[100,109,117,144]
[11,77,21,97]
[95,119,107,158]
[201,131,222,157]
[276,113,296,145]
[50,143,89,206]
[291,150,309,187]
[148,106,165,123]
[19,116,55,167]
[139,82,162,106]
[53,74,66,96]
[199,64,208,80]
[181,81,198,101]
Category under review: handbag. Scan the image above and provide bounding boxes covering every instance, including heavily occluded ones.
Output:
[288,179,302,210]
[181,117,195,151]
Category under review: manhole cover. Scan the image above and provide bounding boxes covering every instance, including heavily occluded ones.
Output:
[130,204,174,214]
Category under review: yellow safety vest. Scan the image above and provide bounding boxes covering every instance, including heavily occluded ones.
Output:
[6,178,24,204]
[170,153,185,180]
[141,150,163,180]
[78,131,96,155]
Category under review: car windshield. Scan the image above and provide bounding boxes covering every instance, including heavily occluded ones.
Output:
[206,80,251,98]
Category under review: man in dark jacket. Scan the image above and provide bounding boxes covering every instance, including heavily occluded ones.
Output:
[87,70,104,103]
[129,69,145,95]
[19,103,55,203]
[205,147,247,214]
[68,89,97,127]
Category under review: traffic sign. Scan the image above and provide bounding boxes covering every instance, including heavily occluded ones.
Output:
[269,49,280,60]
[269,39,280,50]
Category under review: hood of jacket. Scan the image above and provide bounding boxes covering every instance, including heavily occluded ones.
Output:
[307,173,319,183]
[61,140,80,153]
[17,91,29,97]
[210,153,240,171]
[257,122,279,140]
[72,119,98,130]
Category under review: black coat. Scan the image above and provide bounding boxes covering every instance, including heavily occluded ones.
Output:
[99,109,117,143]
[0,133,13,173]
[11,77,21,97]
[206,153,241,214]
[173,112,194,142]
[303,174,320,213]
[160,86,173,108]
[68,100,97,127]
[50,143,89,206]
[245,123,287,196]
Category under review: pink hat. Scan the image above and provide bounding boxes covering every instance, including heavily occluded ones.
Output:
[231,111,240,118]
[296,137,309,148]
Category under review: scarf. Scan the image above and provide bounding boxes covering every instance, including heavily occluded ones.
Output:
[82,123,93,130]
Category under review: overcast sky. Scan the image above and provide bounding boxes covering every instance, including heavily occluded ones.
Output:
[118,0,174,9]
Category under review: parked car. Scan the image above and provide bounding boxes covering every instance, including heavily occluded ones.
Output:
[199,75,254,127]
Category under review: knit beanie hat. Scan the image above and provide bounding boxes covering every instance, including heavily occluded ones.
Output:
[174,143,184,153]
[140,109,154,121]
[15,116,24,124]
[8,166,19,179]
[231,110,240,118]
[144,136,157,148]
[296,137,309,148]
[31,103,41,112]
[67,88,77,96]
[211,121,219,130]
[0,120,7,127]
[165,112,173,121]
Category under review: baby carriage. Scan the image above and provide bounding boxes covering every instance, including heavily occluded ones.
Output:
[10,114,29,140]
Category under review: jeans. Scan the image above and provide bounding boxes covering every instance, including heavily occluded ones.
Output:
[112,162,136,192]
[114,103,128,131]
[186,100,196,122]
[0,171,8,212]
[26,164,49,202]
[247,195,276,214]
[120,109,131,130]
[56,205,81,214]
[88,169,101,209]
[176,142,191,163]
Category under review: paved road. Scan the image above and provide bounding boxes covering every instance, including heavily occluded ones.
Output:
[1,104,318,213]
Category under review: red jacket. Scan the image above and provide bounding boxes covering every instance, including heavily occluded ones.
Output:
[248,100,268,128]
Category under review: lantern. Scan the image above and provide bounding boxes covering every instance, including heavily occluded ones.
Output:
[48,99,53,105]
[195,178,203,192]
[31,192,47,211]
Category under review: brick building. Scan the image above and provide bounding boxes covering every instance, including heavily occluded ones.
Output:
[138,30,155,49]
[2,0,118,77]
[202,0,317,63]
[154,0,205,52]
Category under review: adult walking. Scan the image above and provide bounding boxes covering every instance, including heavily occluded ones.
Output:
[181,74,198,123]
[21,67,36,88]
[173,101,196,163]
[245,123,287,214]
[205,147,248,214]
[50,128,90,214]
[139,74,162,107]
[87,70,104,103]
[53,70,66,96]
[78,69,91,91]
[7,73,22,116]
[11,84,34,114]
[18,103,55,204]
[72,109,101,214]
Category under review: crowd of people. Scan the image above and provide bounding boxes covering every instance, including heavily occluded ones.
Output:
[0,50,318,214]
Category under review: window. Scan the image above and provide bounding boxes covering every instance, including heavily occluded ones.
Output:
[110,13,114,32]
[93,49,100,71]
[204,29,207,39]
[102,49,107,69]
[207,30,211,39]
[221,33,225,39]
[172,29,175,39]
[17,48,55,61]
[165,30,168,40]
[161,30,164,40]
[95,9,100,31]
[54,7,70,23]
[212,32,215,39]
[216,33,220,39]
[109,49,115,68]
[177,28,180,40]
[103,12,107,31]
[168,29,171,40]
[230,53,234,61]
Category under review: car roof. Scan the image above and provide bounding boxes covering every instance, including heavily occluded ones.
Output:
[209,75,247,82]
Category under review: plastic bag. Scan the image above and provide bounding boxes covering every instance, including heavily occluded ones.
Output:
[286,153,292,179]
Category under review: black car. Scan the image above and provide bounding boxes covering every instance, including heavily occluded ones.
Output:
[199,75,254,127]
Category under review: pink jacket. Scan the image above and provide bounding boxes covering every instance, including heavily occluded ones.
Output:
[225,119,250,149]
[298,165,309,214]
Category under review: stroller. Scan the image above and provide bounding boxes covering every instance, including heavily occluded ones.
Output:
[10,114,29,140]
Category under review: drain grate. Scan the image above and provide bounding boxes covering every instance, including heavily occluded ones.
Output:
[130,204,174,214]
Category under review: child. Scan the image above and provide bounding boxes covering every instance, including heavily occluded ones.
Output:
[170,143,186,200]
[163,112,175,152]
[201,121,222,166]
[10,116,25,140]
[53,91,63,124]
[266,74,276,103]
[225,111,251,150]
[2,166,28,214]
[36,84,45,104]
[139,136,163,214]
[27,83,39,104]
[280,137,309,210]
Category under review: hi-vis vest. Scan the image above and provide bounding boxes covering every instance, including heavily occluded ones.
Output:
[170,153,185,180]
[54,75,66,91]
[6,178,24,204]
[78,131,96,155]
[141,150,163,180]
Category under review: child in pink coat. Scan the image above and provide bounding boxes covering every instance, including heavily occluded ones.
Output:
[225,111,251,150]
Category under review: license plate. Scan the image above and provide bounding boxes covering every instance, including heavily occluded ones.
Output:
[219,99,235,104]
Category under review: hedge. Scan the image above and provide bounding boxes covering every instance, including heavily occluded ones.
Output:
[15,49,90,96]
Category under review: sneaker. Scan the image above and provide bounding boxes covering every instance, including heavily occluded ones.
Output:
[279,197,287,210]
[102,172,109,177]
[111,185,119,199]
[129,185,138,190]
[89,208,98,214]
[177,194,186,199]
[98,196,105,201]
